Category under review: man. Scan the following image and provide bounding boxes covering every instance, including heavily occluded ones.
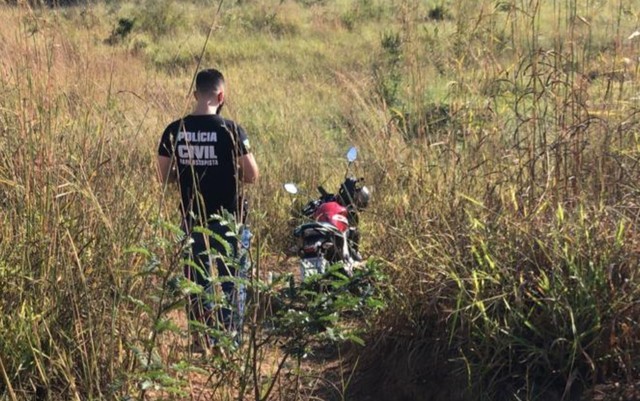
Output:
[157,68,259,351]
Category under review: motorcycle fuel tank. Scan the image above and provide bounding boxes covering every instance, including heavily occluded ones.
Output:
[312,201,349,232]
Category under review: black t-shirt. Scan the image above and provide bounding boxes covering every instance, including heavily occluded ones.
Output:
[158,114,250,228]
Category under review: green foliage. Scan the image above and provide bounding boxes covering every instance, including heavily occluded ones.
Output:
[139,0,184,38]
[111,0,184,40]
[267,262,387,356]
[106,17,135,44]
[373,30,403,107]
[119,218,386,399]
[442,205,639,398]
[240,9,301,36]
[294,0,327,6]
[427,4,450,21]
[340,0,388,30]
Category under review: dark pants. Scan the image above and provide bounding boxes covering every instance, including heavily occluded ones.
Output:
[184,221,240,342]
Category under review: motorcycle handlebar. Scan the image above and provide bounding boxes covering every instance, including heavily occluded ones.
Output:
[317,186,329,197]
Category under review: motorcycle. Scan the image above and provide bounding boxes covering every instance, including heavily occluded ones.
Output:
[284,147,370,280]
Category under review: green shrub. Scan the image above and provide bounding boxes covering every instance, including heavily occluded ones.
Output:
[110,0,184,40]
[106,17,135,44]
[373,30,403,107]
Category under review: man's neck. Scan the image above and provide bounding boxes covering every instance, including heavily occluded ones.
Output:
[192,103,219,116]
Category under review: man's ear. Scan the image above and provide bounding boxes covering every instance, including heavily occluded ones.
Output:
[217,90,225,104]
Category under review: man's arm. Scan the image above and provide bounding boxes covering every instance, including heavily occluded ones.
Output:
[157,155,177,184]
[238,153,259,184]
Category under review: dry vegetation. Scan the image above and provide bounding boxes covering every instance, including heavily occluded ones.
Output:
[1,0,640,400]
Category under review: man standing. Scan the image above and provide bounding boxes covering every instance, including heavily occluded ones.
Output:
[157,68,259,351]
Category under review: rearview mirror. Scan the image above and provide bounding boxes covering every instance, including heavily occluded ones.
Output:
[284,183,298,194]
[346,147,358,163]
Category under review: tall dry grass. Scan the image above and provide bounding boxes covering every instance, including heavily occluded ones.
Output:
[1,0,640,400]
[0,4,171,398]
[344,0,640,399]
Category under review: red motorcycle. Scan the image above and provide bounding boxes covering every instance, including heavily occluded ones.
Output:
[284,147,370,279]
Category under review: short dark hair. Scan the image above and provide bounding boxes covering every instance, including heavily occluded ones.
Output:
[195,68,225,93]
